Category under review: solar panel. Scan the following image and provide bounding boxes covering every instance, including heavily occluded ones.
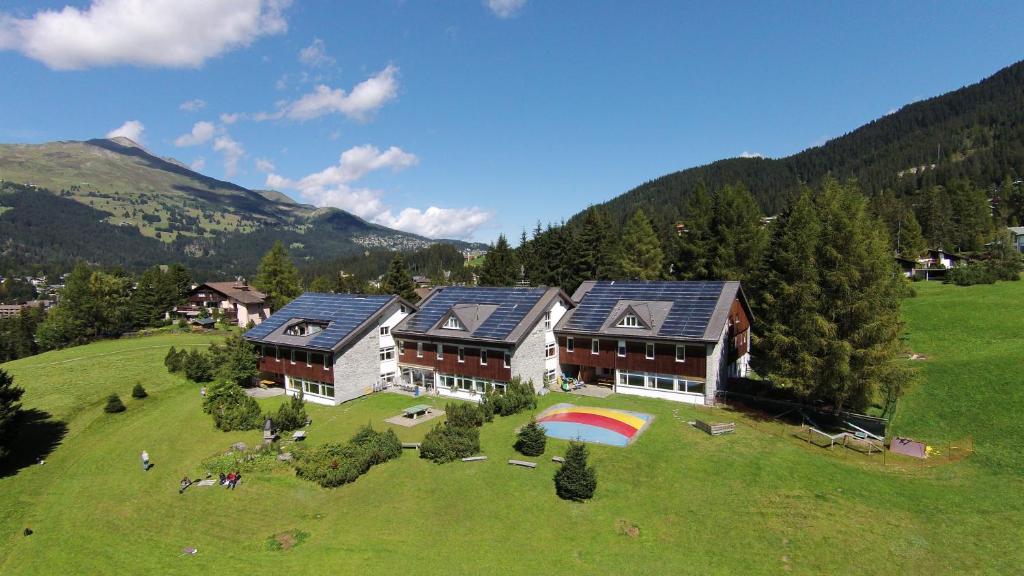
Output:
[245,293,394,350]
[564,281,726,339]
[401,286,547,341]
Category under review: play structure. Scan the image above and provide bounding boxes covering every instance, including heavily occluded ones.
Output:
[536,403,653,447]
[801,420,885,454]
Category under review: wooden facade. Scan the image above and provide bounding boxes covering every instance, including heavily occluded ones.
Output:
[727,298,751,361]
[557,336,707,380]
[397,339,513,382]
[257,347,334,384]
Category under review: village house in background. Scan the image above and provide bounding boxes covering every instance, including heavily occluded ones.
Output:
[895,248,970,280]
[554,281,752,406]
[1009,226,1024,252]
[391,286,571,401]
[243,293,413,406]
[169,281,270,327]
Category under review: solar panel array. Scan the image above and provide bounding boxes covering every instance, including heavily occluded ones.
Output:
[401,286,548,340]
[244,293,394,350]
[565,281,726,339]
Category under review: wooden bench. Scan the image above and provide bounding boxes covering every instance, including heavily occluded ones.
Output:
[401,442,421,449]
[461,456,487,462]
[508,459,537,468]
[694,420,735,436]
[551,456,565,463]
[292,430,307,441]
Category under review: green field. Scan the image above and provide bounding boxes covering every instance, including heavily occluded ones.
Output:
[1,283,1022,575]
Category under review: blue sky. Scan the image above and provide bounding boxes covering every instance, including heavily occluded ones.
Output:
[1,1,1022,242]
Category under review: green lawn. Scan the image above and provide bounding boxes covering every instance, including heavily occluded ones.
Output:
[1,284,1022,575]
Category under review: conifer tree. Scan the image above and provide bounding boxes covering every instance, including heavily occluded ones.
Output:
[576,206,619,281]
[480,234,518,286]
[618,209,664,280]
[381,254,417,300]
[514,417,547,457]
[0,369,25,460]
[254,241,302,311]
[308,275,335,293]
[671,182,714,279]
[896,209,927,258]
[708,184,768,283]
[104,393,126,414]
[554,441,597,501]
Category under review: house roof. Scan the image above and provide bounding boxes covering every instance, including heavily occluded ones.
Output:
[244,293,404,352]
[393,286,567,345]
[1008,226,1024,236]
[198,282,267,305]
[556,280,750,342]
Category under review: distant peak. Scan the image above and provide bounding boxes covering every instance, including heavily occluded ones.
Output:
[107,136,145,150]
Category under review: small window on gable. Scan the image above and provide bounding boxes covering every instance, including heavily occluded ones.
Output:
[379,325,390,336]
[443,316,463,330]
[544,311,552,330]
[618,314,641,328]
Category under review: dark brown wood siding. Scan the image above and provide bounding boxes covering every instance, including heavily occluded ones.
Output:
[728,297,751,360]
[258,350,334,384]
[558,335,706,379]
[397,339,513,381]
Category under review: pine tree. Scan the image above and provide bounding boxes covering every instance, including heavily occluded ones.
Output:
[253,241,302,312]
[131,383,148,399]
[554,441,597,501]
[576,206,619,281]
[0,369,25,460]
[211,334,259,387]
[480,234,519,286]
[896,209,927,258]
[104,393,126,414]
[708,184,768,283]
[671,182,713,279]
[514,417,547,456]
[618,209,664,280]
[309,275,335,293]
[381,255,417,300]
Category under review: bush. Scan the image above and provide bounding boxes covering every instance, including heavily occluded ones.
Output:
[945,259,1022,286]
[492,378,537,417]
[271,392,308,432]
[294,425,402,487]
[419,424,480,463]
[183,348,214,382]
[444,401,485,428]
[554,441,597,501]
[131,383,148,399]
[104,393,126,413]
[514,417,547,456]
[164,346,185,373]
[203,381,262,431]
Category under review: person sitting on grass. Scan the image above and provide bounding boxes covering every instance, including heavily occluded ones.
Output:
[179,475,191,494]
[219,472,227,485]
[224,472,236,487]
[229,471,241,490]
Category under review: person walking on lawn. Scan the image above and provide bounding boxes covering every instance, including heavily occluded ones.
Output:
[141,450,150,471]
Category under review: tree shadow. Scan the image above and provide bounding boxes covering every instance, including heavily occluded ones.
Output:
[0,409,68,478]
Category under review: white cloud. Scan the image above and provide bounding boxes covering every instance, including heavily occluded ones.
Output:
[174,121,217,147]
[213,135,245,177]
[0,0,290,70]
[106,120,145,143]
[486,0,527,18]
[263,144,492,239]
[255,157,276,173]
[190,157,207,171]
[179,98,207,112]
[219,112,243,124]
[299,38,334,68]
[256,65,399,122]
[739,151,764,159]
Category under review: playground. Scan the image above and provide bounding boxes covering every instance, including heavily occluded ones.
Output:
[535,403,653,447]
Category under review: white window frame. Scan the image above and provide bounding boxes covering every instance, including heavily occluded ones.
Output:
[444,316,462,330]
[416,342,423,358]
[458,346,465,363]
[591,339,600,355]
[566,337,574,353]
[480,349,488,365]
[503,351,511,368]
[398,340,405,355]
[379,347,395,362]
[437,344,444,360]
[617,340,626,357]
[645,342,655,360]
[618,314,640,328]
[379,325,390,336]
[545,342,556,359]
[544,311,552,330]
[675,345,686,363]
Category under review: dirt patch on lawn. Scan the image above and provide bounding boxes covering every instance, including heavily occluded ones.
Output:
[266,529,309,551]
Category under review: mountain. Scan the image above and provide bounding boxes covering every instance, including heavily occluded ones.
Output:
[0,137,483,278]
[583,60,1024,230]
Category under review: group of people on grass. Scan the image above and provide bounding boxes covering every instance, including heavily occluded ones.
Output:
[143,448,242,492]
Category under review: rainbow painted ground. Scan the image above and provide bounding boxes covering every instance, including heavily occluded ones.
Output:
[536,403,653,447]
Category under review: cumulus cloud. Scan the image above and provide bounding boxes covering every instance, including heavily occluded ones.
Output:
[219,112,243,124]
[0,0,290,70]
[255,157,276,173]
[106,120,145,143]
[739,151,764,159]
[486,0,527,18]
[179,98,207,112]
[213,135,245,177]
[265,144,493,239]
[190,157,207,171]
[299,38,334,67]
[174,121,217,147]
[256,65,399,122]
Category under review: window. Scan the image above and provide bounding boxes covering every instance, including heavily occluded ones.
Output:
[544,311,552,330]
[653,375,675,391]
[443,316,463,330]
[566,337,574,352]
[591,339,600,355]
[380,372,395,386]
[310,352,324,367]
[458,347,465,363]
[503,351,511,368]
[645,343,655,360]
[416,342,423,358]
[379,347,395,361]
[618,314,640,328]
[617,340,626,357]
[480,349,488,365]
[675,345,686,363]
[437,344,444,360]
[545,343,556,359]
[545,368,557,383]
[398,340,405,355]
[324,353,332,369]
[379,325,390,336]
[290,349,297,364]
[274,346,281,362]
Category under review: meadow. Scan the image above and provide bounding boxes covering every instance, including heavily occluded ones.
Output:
[0,282,1022,575]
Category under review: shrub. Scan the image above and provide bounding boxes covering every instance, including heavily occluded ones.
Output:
[419,423,480,463]
[201,443,282,475]
[514,417,547,457]
[104,393,126,413]
[131,383,148,399]
[271,392,308,432]
[164,346,185,373]
[444,402,485,429]
[554,441,597,501]
[294,425,402,487]
[492,378,537,417]
[183,349,214,382]
[203,381,262,431]
[351,425,402,466]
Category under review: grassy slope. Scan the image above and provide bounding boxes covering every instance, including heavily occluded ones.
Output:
[0,285,1022,575]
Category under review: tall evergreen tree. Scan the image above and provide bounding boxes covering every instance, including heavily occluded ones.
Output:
[918,185,954,250]
[618,209,664,280]
[381,254,417,301]
[671,182,714,279]
[576,206,619,281]
[0,369,24,460]
[480,234,518,286]
[253,241,302,311]
[896,209,927,258]
[708,184,768,283]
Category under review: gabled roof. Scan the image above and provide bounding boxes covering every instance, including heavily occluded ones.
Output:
[198,282,267,305]
[244,293,407,352]
[556,280,751,342]
[393,286,569,345]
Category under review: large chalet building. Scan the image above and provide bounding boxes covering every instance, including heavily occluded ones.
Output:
[391,286,571,401]
[175,282,271,327]
[554,281,752,406]
[244,293,413,405]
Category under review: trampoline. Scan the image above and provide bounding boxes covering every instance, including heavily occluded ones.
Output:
[536,403,653,447]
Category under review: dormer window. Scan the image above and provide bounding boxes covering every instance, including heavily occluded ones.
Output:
[618,314,641,328]
[284,321,327,337]
[443,316,464,330]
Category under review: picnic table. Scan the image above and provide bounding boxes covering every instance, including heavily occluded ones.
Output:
[402,404,432,419]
